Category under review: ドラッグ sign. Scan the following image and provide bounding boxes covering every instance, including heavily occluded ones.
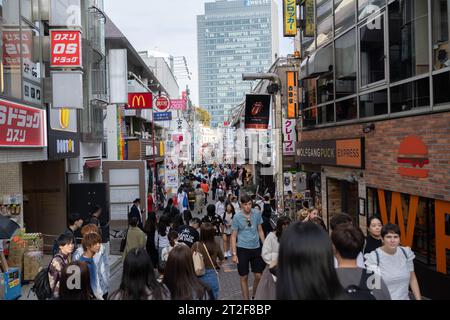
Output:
[0,99,46,147]
[50,30,82,67]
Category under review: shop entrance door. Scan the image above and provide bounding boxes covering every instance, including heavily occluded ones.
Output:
[327,178,359,227]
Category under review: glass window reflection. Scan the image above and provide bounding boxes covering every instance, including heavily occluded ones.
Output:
[335,29,356,98]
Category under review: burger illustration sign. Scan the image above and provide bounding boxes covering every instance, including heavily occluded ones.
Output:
[397,135,429,178]
[245,94,271,130]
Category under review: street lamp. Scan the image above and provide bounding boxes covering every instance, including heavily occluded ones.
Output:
[242,73,284,214]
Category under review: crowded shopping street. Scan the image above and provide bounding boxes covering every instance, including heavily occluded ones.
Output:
[0,0,450,310]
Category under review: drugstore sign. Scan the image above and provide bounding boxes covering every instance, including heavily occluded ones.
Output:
[0,99,46,147]
[50,30,82,67]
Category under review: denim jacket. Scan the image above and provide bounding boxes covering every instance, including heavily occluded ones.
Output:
[73,244,109,299]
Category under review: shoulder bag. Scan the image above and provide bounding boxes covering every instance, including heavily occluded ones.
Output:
[192,242,205,276]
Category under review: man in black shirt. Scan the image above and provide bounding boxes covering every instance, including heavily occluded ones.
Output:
[129,198,144,230]
[52,212,83,256]
[176,218,200,248]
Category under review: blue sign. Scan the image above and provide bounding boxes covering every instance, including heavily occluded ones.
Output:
[154,112,172,121]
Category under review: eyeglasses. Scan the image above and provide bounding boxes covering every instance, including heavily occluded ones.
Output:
[246,218,252,227]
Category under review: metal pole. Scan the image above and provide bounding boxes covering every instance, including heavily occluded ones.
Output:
[275,90,284,214]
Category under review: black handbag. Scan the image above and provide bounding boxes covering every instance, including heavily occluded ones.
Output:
[120,229,128,252]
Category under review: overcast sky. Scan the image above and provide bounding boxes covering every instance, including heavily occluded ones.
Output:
[104,0,293,105]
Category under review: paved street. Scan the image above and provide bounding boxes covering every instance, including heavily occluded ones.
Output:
[108,191,254,300]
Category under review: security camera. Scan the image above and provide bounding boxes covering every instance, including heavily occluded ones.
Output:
[362,123,375,133]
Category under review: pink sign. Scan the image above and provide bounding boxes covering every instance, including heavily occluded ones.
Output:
[170,99,186,110]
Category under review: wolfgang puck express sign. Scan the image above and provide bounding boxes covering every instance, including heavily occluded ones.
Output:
[245,94,271,129]
[297,138,364,169]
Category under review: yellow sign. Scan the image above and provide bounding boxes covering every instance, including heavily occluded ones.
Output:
[287,71,298,118]
[304,0,315,37]
[283,0,297,37]
[59,108,70,129]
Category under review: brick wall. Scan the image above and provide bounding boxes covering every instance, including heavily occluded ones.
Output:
[300,112,450,201]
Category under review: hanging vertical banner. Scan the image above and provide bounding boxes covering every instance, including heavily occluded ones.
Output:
[283,0,297,37]
[304,0,315,37]
[283,119,297,155]
[287,71,298,118]
[245,94,271,130]
[164,141,179,192]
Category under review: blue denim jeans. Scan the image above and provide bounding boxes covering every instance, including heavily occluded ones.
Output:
[199,268,219,300]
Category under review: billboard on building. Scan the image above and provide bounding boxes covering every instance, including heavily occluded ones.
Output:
[245,94,271,130]
[304,0,315,37]
[283,0,297,37]
[286,71,298,118]
[0,99,46,147]
[50,30,82,68]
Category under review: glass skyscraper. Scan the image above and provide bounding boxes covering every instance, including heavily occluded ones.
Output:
[197,0,279,127]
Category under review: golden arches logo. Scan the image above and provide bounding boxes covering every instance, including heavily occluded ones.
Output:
[132,95,146,107]
[59,108,70,129]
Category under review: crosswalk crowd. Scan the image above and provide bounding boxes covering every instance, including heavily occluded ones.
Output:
[40,164,422,300]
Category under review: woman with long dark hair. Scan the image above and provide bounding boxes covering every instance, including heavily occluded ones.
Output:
[144,211,159,268]
[192,222,224,299]
[109,248,170,300]
[276,222,345,300]
[164,245,213,300]
[155,214,171,265]
[59,261,92,300]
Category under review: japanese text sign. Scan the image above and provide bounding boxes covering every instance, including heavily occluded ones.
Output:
[283,119,296,155]
[283,0,297,37]
[170,99,186,110]
[50,30,82,67]
[0,99,46,147]
[3,30,32,68]
[304,0,315,37]
[286,71,298,118]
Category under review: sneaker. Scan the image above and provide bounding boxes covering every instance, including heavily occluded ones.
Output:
[227,250,232,257]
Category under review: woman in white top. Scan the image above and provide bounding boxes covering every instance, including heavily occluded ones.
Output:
[364,223,421,300]
[261,216,292,268]
[154,215,171,265]
[221,203,235,258]
[255,216,292,300]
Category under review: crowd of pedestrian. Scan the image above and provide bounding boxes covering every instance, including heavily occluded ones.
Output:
[42,163,422,301]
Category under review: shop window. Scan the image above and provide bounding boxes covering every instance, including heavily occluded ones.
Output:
[317,103,334,124]
[389,0,429,83]
[335,0,356,35]
[432,0,450,70]
[336,97,357,121]
[359,89,388,117]
[359,13,385,87]
[335,29,357,98]
[433,71,450,105]
[316,0,333,47]
[0,0,22,99]
[302,107,317,127]
[358,0,386,21]
[317,71,334,104]
[391,77,430,113]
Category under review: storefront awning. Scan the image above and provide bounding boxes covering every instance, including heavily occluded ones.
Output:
[84,159,101,168]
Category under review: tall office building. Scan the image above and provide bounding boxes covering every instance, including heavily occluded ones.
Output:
[197,0,279,127]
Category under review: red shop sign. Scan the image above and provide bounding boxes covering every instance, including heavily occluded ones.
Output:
[0,99,47,147]
[50,30,82,67]
[127,92,153,109]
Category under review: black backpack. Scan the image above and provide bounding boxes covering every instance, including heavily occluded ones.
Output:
[31,254,63,300]
[345,270,377,300]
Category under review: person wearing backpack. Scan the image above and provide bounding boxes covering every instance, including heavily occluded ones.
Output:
[48,234,74,299]
[364,223,422,300]
[52,212,83,257]
[332,224,391,300]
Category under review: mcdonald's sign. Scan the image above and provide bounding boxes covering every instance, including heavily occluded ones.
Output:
[59,108,70,129]
[127,92,153,109]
